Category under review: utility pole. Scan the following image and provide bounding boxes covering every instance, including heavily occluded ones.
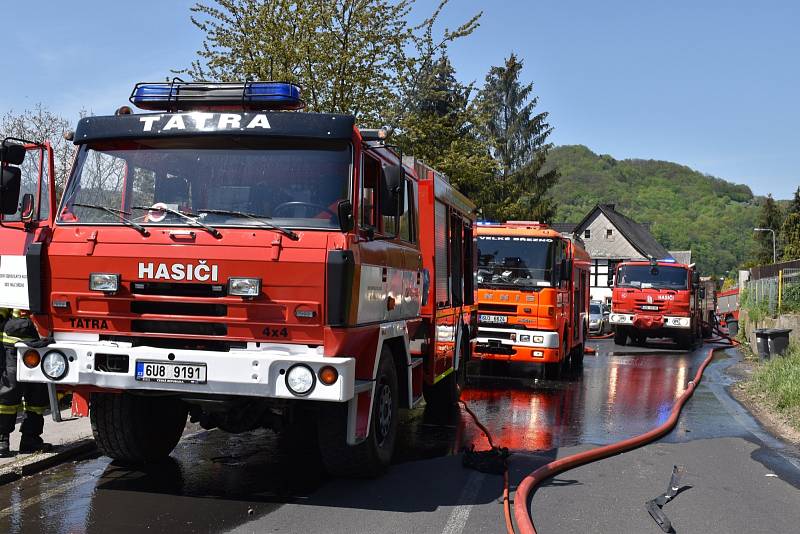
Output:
[754,227,776,263]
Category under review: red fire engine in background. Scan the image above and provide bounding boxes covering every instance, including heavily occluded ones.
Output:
[1,81,476,477]
[474,222,591,378]
[609,258,704,349]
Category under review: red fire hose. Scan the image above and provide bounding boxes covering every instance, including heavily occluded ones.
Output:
[512,327,738,534]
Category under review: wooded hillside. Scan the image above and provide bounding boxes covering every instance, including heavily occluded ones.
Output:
[545,145,762,275]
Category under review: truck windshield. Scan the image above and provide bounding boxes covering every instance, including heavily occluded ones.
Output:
[58,138,351,230]
[477,236,554,288]
[616,265,688,290]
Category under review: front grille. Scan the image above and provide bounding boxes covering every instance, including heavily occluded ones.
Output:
[478,303,517,313]
[475,343,516,355]
[101,335,246,352]
[131,320,227,336]
[480,330,515,340]
[131,301,227,317]
[131,282,226,298]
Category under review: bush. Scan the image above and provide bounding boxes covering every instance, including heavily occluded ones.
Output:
[746,343,800,429]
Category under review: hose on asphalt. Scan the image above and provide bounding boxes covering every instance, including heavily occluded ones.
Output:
[458,399,516,534]
[512,323,739,534]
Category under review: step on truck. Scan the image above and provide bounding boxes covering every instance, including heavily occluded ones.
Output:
[474,222,591,379]
[609,258,704,349]
[0,81,477,476]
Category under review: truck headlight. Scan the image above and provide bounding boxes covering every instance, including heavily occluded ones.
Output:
[286,364,315,395]
[519,335,531,342]
[89,273,119,292]
[228,277,261,297]
[41,350,68,380]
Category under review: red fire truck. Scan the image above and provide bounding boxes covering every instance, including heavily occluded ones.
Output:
[1,81,477,477]
[609,258,704,349]
[474,222,591,378]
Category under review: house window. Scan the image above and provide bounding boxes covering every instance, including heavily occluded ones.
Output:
[606,229,613,238]
[584,229,590,239]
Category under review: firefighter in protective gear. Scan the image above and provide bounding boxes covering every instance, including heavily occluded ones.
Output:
[0,308,52,457]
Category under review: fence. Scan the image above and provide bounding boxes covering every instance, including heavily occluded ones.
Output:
[744,268,800,317]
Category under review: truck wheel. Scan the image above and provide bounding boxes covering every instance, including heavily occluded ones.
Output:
[318,346,399,477]
[572,343,585,369]
[544,362,561,379]
[614,328,627,346]
[90,392,187,464]
[676,332,694,351]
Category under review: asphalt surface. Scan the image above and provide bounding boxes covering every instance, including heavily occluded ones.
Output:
[1,339,799,534]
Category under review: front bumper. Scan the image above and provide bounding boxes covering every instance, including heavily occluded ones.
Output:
[475,327,560,362]
[17,340,355,402]
[609,313,691,330]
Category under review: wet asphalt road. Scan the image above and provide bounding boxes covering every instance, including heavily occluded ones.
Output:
[2,339,799,533]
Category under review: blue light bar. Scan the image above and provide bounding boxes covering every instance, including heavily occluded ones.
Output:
[130,81,305,112]
[658,258,677,263]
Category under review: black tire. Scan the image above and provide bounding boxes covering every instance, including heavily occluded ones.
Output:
[614,328,627,346]
[676,331,694,351]
[543,362,562,379]
[318,345,399,477]
[573,343,585,369]
[90,392,188,464]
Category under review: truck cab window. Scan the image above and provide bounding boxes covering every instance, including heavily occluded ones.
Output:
[361,155,379,228]
[398,179,414,243]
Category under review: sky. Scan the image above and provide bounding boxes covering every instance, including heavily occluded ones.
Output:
[1,0,798,199]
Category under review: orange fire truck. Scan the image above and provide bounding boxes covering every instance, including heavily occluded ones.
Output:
[1,81,477,476]
[474,222,591,378]
[609,258,703,349]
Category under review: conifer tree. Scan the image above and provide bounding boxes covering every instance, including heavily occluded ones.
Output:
[477,54,558,221]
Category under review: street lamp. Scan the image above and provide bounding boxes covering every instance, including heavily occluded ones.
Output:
[753,227,776,263]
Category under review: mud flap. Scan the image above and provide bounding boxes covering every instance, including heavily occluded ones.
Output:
[346,383,373,445]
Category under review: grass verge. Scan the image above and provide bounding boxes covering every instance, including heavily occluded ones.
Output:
[745,343,800,431]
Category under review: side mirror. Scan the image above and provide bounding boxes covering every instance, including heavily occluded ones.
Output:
[20,193,35,223]
[560,259,572,281]
[699,286,706,299]
[0,143,26,165]
[380,164,405,216]
[607,274,614,287]
[337,199,354,233]
[692,271,700,285]
[0,166,22,215]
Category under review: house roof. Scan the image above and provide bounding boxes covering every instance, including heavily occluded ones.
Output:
[574,204,672,260]
[669,250,692,265]
[550,222,577,234]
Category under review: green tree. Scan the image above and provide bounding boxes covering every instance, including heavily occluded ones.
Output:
[477,54,558,221]
[180,0,480,124]
[781,212,800,261]
[787,186,800,216]
[393,55,496,201]
[756,194,783,264]
[1,104,79,195]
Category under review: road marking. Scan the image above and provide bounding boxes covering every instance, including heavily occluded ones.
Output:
[441,471,486,534]
[0,473,97,519]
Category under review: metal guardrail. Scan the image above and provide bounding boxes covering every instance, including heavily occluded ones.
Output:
[745,267,800,316]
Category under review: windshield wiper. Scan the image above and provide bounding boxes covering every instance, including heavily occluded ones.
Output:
[132,206,221,238]
[196,208,299,241]
[71,203,149,236]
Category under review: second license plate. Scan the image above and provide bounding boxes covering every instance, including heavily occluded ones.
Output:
[641,305,659,311]
[135,361,207,384]
[479,314,508,324]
